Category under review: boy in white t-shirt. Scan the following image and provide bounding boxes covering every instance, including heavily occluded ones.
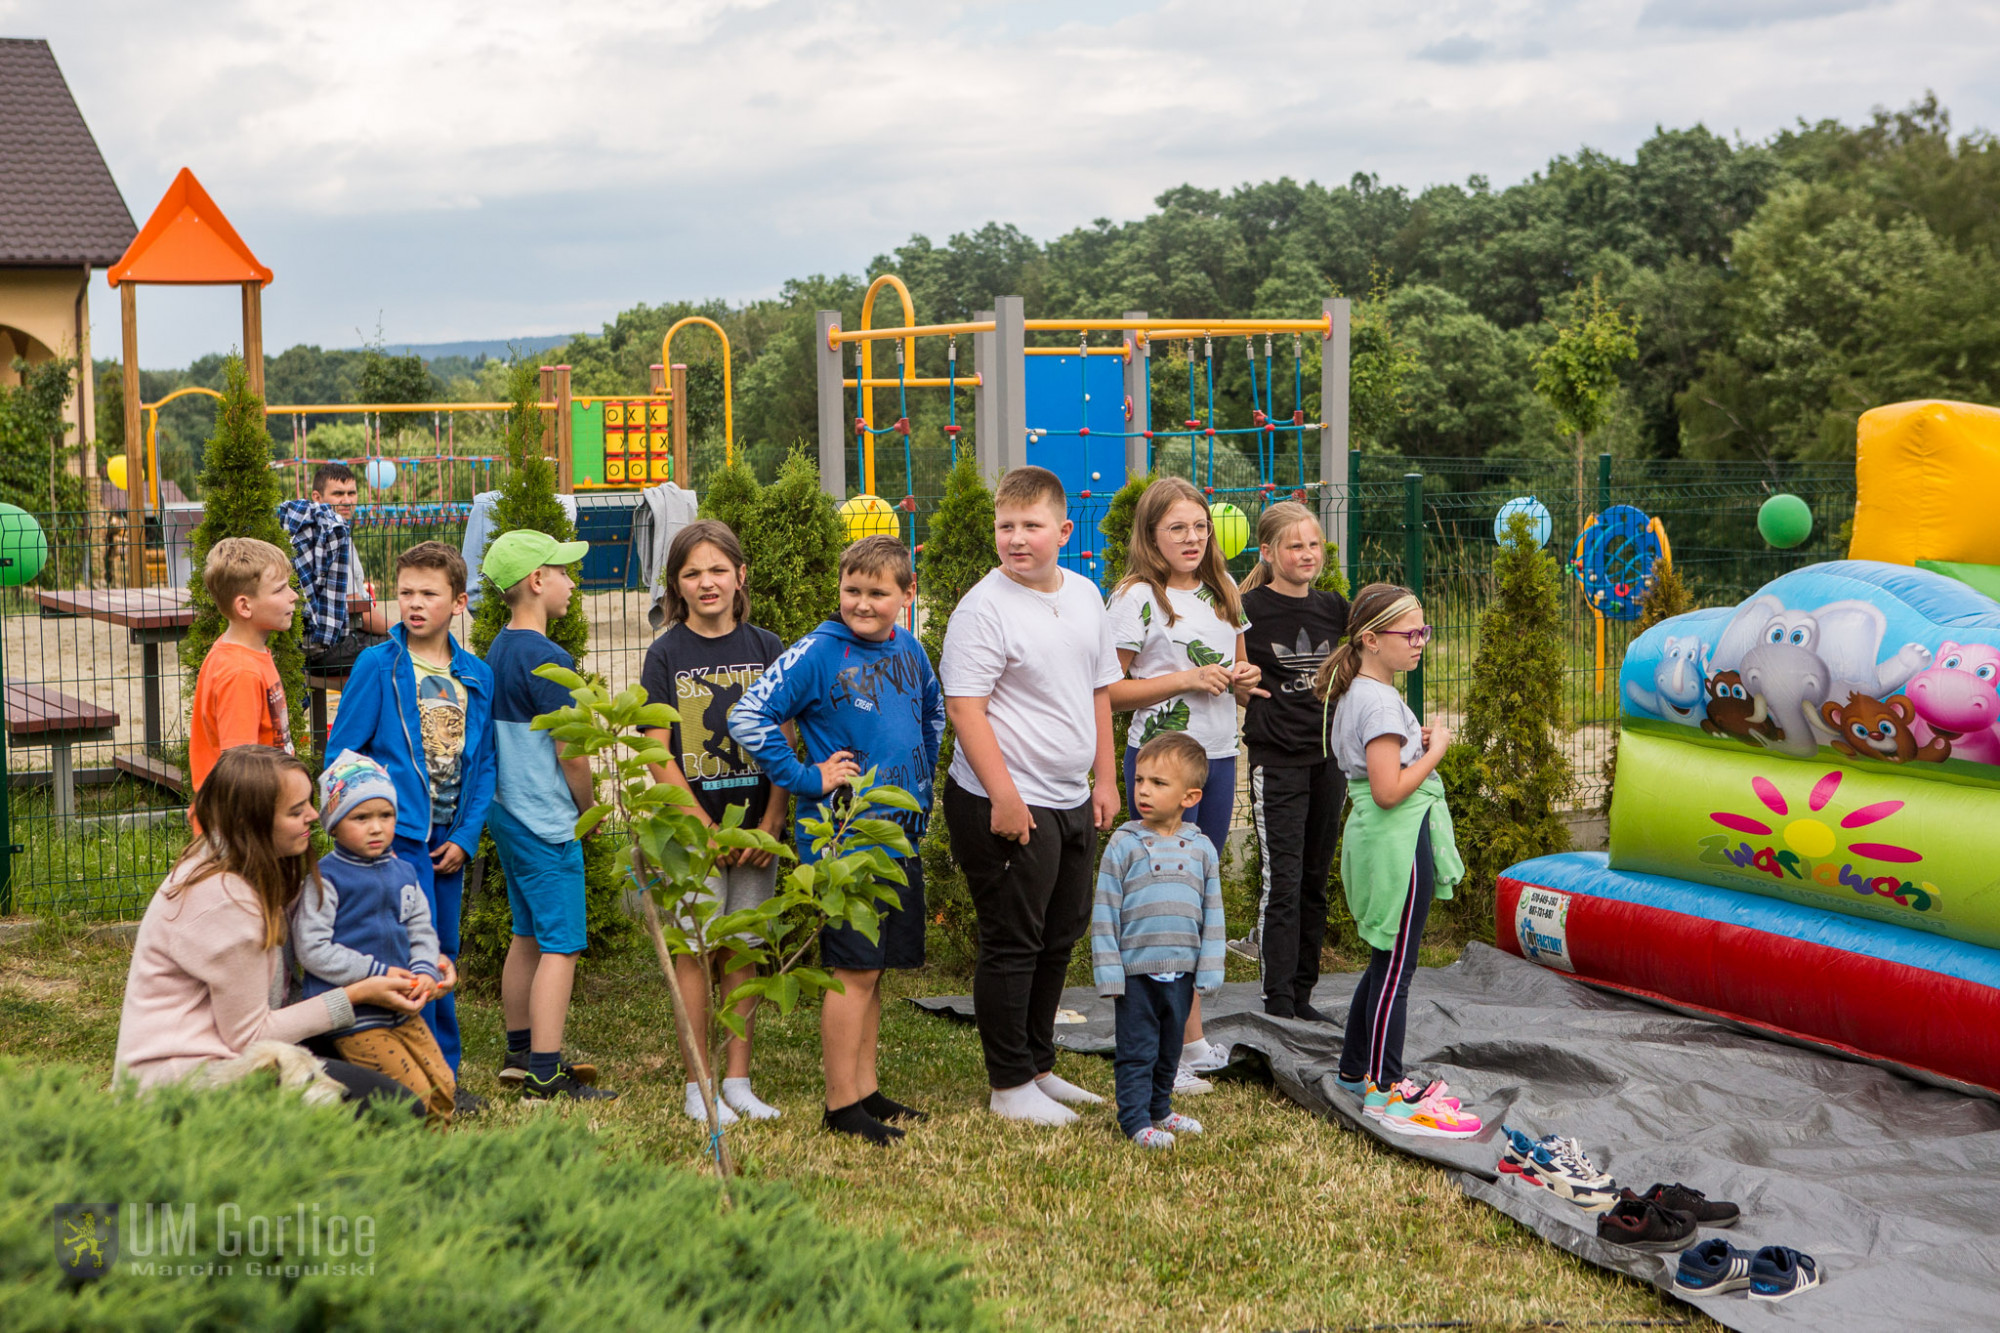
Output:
[940,466,1124,1125]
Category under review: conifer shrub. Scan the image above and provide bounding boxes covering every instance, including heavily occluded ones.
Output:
[460,365,633,975]
[740,448,841,645]
[1440,509,1574,938]
[179,358,309,769]
[1095,474,1150,590]
[698,456,761,539]
[3,1061,990,1329]
[1600,557,1694,814]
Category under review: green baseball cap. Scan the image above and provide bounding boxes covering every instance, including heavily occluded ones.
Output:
[483,529,590,590]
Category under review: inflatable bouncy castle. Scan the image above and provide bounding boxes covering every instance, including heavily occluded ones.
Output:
[1499,401,2000,1094]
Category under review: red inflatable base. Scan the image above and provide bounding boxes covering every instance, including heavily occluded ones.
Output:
[1497,856,2000,1096]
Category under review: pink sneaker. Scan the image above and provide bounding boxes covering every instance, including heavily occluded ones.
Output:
[1380,1087,1482,1138]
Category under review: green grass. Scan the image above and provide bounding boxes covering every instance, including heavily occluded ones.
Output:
[0,921,1713,1332]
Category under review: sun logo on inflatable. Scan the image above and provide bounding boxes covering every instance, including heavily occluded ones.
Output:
[1708,769,1918,864]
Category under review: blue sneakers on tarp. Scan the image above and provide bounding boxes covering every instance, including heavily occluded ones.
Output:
[1673,1239,1755,1296]
[1748,1245,1821,1302]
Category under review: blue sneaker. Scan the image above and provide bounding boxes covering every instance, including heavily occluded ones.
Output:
[1748,1246,1821,1302]
[1498,1125,1539,1175]
[1335,1075,1366,1098]
[1673,1239,1755,1297]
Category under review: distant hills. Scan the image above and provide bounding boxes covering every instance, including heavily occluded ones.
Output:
[357,334,581,362]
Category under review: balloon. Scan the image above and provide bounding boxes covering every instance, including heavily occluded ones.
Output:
[107,454,128,491]
[0,504,49,586]
[839,494,898,542]
[1495,496,1552,549]
[1209,501,1249,559]
[1758,493,1813,549]
[364,458,398,490]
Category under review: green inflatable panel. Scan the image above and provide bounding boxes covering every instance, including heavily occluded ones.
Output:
[1609,727,2000,950]
[1916,559,2000,604]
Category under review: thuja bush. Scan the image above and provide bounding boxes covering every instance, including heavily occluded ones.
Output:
[741,448,841,645]
[1096,473,1150,590]
[698,456,762,538]
[3,1062,990,1330]
[180,357,310,765]
[1440,509,1574,938]
[461,364,633,975]
[1600,556,1694,815]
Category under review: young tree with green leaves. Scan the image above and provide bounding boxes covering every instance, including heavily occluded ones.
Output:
[1533,276,1640,523]
[180,357,309,767]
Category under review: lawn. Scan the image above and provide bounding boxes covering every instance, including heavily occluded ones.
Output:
[0,914,1712,1332]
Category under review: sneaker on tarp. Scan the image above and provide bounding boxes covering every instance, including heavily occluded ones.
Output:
[1540,1135,1611,1186]
[522,1071,619,1103]
[1674,1239,1756,1297]
[1380,1087,1482,1138]
[1335,1074,1367,1098]
[1498,1124,1539,1175]
[1748,1246,1821,1302]
[1596,1198,1697,1252]
[501,1052,598,1086]
[1623,1181,1740,1228]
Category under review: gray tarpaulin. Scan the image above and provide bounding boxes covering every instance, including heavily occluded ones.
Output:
[911,942,2000,1331]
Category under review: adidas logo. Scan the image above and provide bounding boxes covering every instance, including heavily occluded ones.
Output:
[1270,627,1332,694]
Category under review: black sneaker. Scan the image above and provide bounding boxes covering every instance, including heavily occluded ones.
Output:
[500,1052,598,1086]
[1596,1198,1697,1252]
[1622,1181,1739,1228]
[522,1071,619,1102]
[453,1088,488,1117]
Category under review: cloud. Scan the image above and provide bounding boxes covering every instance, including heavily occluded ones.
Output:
[6,0,1990,363]
[1637,0,1887,30]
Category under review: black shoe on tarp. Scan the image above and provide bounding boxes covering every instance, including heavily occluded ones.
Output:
[1622,1181,1739,1227]
[1597,1198,1697,1251]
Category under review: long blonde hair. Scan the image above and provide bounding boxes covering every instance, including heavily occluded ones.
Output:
[1115,476,1243,628]
[1313,583,1421,708]
[1237,501,1323,595]
[172,746,319,949]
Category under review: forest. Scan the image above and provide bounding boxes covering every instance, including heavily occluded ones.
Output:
[82,94,2000,498]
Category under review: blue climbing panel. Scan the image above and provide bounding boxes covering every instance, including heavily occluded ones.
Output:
[1023,353,1128,590]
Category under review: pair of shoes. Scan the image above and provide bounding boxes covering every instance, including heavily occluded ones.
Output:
[522,1071,618,1102]
[1364,1076,1460,1118]
[1173,1065,1214,1095]
[1182,1039,1230,1073]
[1674,1240,1820,1302]
[500,1052,598,1086]
[1598,1197,1697,1251]
[1373,1079,1483,1138]
[1501,1126,1617,1213]
[1622,1181,1739,1227]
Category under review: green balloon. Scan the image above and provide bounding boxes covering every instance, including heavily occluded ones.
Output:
[0,503,49,586]
[1758,493,1813,550]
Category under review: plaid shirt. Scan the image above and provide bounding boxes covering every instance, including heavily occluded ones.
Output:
[276,499,351,647]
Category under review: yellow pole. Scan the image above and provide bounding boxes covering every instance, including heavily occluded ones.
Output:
[660,317,734,465]
[857,274,916,498]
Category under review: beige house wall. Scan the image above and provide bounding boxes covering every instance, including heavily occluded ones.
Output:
[0,265,96,474]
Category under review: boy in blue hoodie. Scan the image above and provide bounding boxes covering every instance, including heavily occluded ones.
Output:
[325,541,493,1080]
[730,534,944,1145]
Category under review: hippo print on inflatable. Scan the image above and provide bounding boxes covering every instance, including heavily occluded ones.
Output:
[1907,642,2000,764]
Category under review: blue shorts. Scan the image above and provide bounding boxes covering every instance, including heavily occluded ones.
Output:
[489,802,586,955]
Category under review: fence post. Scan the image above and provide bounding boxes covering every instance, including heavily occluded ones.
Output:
[1122,310,1149,482]
[1404,471,1424,721]
[1598,452,1612,516]
[1346,448,1361,592]
[993,296,1027,475]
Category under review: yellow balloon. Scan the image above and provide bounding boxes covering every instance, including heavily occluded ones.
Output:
[107,454,128,491]
[839,494,898,543]
[1210,501,1250,559]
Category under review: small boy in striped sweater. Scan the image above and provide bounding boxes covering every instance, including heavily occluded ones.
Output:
[1090,731,1227,1148]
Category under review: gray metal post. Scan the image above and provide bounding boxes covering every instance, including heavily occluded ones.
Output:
[993,295,1027,474]
[1122,309,1149,481]
[973,309,999,482]
[814,309,846,499]
[1321,296,1351,561]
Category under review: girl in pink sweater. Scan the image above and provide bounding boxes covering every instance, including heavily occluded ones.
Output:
[115,746,425,1111]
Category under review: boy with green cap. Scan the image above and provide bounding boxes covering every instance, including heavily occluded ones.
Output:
[481,529,617,1103]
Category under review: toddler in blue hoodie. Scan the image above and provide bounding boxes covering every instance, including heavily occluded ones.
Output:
[295,750,458,1122]
[730,535,944,1145]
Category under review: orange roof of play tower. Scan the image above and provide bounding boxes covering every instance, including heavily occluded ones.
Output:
[108,167,271,287]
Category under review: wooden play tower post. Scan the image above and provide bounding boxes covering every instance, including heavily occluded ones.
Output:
[107,168,273,589]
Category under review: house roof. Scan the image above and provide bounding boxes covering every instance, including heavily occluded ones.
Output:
[109,167,271,287]
[0,39,136,267]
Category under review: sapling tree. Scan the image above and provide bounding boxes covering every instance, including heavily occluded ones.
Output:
[531,663,916,1188]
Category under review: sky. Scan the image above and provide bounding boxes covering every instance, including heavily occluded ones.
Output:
[9,0,1998,368]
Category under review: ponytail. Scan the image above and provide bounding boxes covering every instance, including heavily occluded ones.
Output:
[1314,582,1420,707]
[1239,501,1322,595]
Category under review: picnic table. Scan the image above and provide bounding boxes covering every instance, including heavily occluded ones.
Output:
[6,681,119,818]
[34,588,193,757]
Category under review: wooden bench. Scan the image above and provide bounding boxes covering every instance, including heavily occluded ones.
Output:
[6,682,120,819]
[113,752,186,799]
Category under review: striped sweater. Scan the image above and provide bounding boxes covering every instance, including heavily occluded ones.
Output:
[1090,820,1227,997]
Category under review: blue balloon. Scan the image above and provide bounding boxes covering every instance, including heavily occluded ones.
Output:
[1495,496,1552,549]
[364,457,398,490]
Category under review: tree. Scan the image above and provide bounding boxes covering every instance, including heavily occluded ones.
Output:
[697,456,761,538]
[1096,473,1150,589]
[356,344,434,406]
[1443,509,1574,930]
[0,358,89,522]
[1534,276,1639,522]
[179,358,310,768]
[740,448,841,645]
[917,455,996,668]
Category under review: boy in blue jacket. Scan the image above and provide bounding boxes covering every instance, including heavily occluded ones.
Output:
[325,541,494,1080]
[730,534,944,1145]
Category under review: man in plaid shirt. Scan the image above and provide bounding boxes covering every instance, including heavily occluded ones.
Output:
[278,496,388,672]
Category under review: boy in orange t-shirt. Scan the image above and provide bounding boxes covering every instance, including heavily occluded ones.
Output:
[190,537,300,791]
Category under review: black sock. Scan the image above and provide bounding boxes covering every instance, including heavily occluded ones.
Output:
[1264,996,1297,1019]
[823,1100,904,1145]
[862,1090,928,1123]
[1296,1001,1332,1024]
[506,1028,531,1057]
[528,1050,561,1083]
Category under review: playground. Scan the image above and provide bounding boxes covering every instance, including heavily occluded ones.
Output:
[6,138,2000,1333]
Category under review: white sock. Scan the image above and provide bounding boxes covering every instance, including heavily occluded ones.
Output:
[989,1081,1078,1125]
[685,1081,739,1125]
[721,1077,781,1120]
[1033,1072,1104,1105]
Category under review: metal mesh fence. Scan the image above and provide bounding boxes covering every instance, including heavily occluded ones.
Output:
[2,453,1857,921]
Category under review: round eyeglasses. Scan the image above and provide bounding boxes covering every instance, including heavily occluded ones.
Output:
[1375,625,1434,647]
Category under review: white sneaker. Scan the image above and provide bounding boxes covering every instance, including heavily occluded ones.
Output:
[989,1081,1079,1125]
[1182,1038,1230,1073]
[1173,1064,1214,1095]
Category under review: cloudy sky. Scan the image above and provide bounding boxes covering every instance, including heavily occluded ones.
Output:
[12,0,1998,367]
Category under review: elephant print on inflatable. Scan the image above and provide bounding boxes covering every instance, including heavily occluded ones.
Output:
[1709,597,1932,758]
